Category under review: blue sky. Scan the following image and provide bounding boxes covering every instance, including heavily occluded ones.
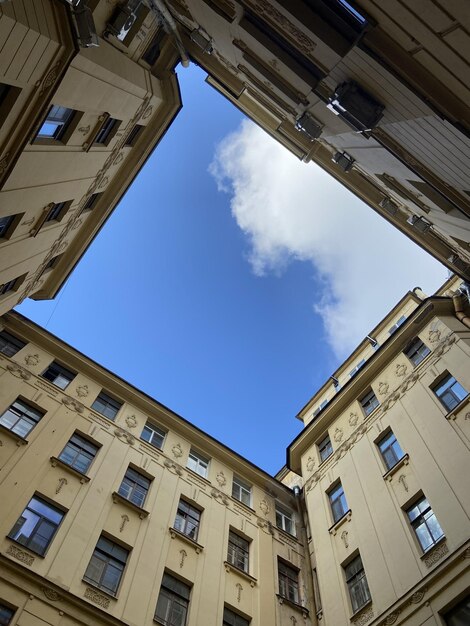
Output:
[17,65,447,475]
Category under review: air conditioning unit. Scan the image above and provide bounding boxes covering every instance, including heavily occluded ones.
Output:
[190,29,213,54]
[106,1,142,41]
[332,151,354,172]
[71,5,99,48]
[295,113,322,140]
[379,197,398,216]
[328,81,384,132]
[407,214,432,233]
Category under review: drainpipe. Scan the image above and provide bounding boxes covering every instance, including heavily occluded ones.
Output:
[293,485,319,625]
[453,294,470,329]
[147,0,190,67]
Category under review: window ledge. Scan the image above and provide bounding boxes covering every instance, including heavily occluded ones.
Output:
[276,526,299,543]
[445,394,470,420]
[168,527,204,553]
[383,454,409,481]
[328,509,352,535]
[231,497,256,515]
[350,600,373,622]
[82,581,118,606]
[6,538,44,560]
[185,466,211,485]
[111,492,149,518]
[276,594,309,617]
[50,457,90,483]
[0,424,28,446]
[224,561,257,586]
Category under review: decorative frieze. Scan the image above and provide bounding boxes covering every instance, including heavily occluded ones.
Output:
[422,541,449,568]
[352,605,374,625]
[6,544,34,566]
[84,587,110,608]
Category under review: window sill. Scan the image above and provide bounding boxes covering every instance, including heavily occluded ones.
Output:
[168,527,204,553]
[328,509,352,535]
[276,594,309,617]
[276,526,299,543]
[0,424,28,446]
[445,394,470,421]
[50,457,90,483]
[383,454,409,481]
[185,466,211,485]
[111,492,149,518]
[231,497,256,515]
[6,538,44,560]
[350,600,373,622]
[224,561,257,587]
[82,581,118,607]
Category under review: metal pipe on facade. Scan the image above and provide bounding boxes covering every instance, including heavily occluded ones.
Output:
[453,294,470,329]
[147,0,190,67]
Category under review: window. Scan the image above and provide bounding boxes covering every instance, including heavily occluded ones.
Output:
[8,495,64,555]
[377,431,405,471]
[58,433,99,474]
[142,29,166,65]
[44,255,62,271]
[328,483,348,523]
[186,449,209,478]
[444,595,470,626]
[118,467,150,508]
[83,536,128,596]
[141,421,166,449]
[344,555,371,613]
[37,105,76,140]
[404,338,431,366]
[223,607,250,626]
[45,201,70,223]
[313,399,328,417]
[349,359,365,378]
[41,361,76,390]
[432,374,468,411]
[0,398,43,438]
[174,499,201,541]
[360,389,379,416]
[278,560,300,604]
[94,117,120,145]
[0,215,15,238]
[227,530,249,573]
[388,315,406,335]
[124,124,143,147]
[81,193,100,213]
[0,274,24,296]
[91,391,122,420]
[318,434,333,463]
[0,604,14,625]
[407,496,444,552]
[275,503,295,535]
[0,330,25,357]
[232,476,251,507]
[155,573,190,626]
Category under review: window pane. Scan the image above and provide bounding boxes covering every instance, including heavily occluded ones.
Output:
[0,604,14,625]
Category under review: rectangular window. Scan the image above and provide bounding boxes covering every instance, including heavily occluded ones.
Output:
[0,330,25,357]
[328,483,348,523]
[124,124,144,147]
[142,29,166,66]
[44,255,62,271]
[349,359,365,378]
[432,374,468,411]
[360,389,379,416]
[44,201,70,223]
[227,530,249,573]
[37,105,75,141]
[81,193,100,213]
[388,315,406,335]
[8,495,64,556]
[91,391,122,420]
[94,117,120,145]
[118,467,150,508]
[318,434,333,463]
[0,215,15,238]
[0,274,25,296]
[377,431,404,471]
[174,499,201,541]
[41,361,76,390]
[275,503,295,535]
[404,338,431,366]
[58,433,99,474]
[444,595,470,626]
[278,560,299,604]
[141,421,166,449]
[407,496,444,552]
[155,573,190,626]
[0,399,43,438]
[344,555,371,613]
[186,449,209,478]
[0,604,14,625]
[223,607,250,626]
[232,476,252,507]
[83,536,128,596]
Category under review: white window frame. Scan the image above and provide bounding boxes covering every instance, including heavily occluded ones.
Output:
[232,475,252,507]
[186,449,210,478]
[275,503,295,535]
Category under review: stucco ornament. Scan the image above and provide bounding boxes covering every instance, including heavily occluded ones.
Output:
[236,582,243,603]
[7,544,34,566]
[24,354,40,366]
[84,587,110,608]
[172,443,183,458]
[306,456,315,472]
[6,362,31,380]
[76,384,89,398]
[179,549,187,568]
[55,477,67,494]
[42,587,61,602]
[333,427,343,443]
[341,530,349,548]
[395,363,408,377]
[428,328,441,343]
[398,474,408,492]
[348,412,359,427]
[125,414,138,429]
[378,382,389,396]
[423,541,448,568]
[259,499,270,515]
[120,514,129,532]
[216,471,226,487]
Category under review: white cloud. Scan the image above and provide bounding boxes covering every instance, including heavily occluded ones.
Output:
[209,120,448,359]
